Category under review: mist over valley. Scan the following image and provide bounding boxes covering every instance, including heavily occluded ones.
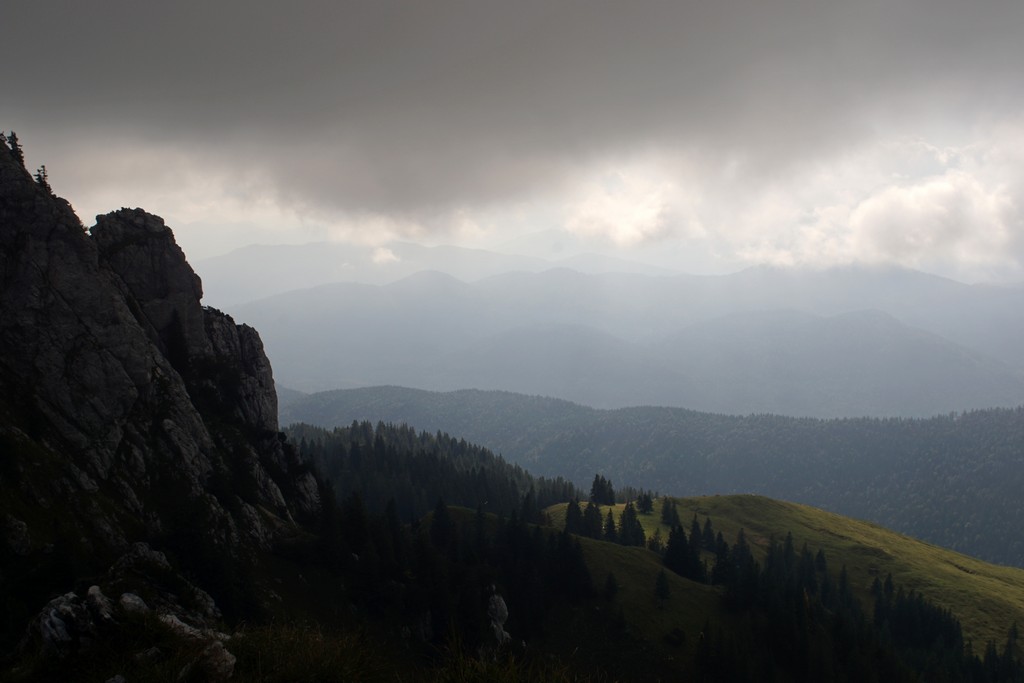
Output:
[207,251,1024,418]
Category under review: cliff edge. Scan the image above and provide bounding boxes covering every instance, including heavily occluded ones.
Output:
[0,133,320,661]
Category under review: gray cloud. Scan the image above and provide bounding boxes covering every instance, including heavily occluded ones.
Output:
[4,1,1024,277]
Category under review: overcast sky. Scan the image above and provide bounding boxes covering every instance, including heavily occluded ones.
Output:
[3,0,1023,281]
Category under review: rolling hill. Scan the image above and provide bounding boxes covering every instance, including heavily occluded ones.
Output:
[285,416,1024,680]
[282,386,1024,568]
[546,494,1024,650]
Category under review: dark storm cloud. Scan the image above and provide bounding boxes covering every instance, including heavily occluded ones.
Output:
[4,0,1021,218]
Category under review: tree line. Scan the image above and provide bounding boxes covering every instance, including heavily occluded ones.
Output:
[291,422,1023,680]
[564,489,1023,681]
[287,421,581,524]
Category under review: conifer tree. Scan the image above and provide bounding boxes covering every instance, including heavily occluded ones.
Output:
[711,532,732,585]
[660,497,680,527]
[690,514,703,550]
[384,497,408,574]
[583,501,604,539]
[589,474,615,505]
[34,165,52,195]
[6,131,24,166]
[663,525,689,577]
[648,527,664,554]
[603,509,618,543]
[702,517,716,549]
[341,492,370,554]
[618,501,646,547]
[520,487,538,524]
[564,498,583,535]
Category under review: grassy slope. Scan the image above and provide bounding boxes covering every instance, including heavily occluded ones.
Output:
[547,494,1024,649]
[488,524,721,680]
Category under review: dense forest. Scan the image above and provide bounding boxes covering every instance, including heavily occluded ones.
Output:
[277,419,1024,681]
[286,421,581,523]
[282,388,1024,566]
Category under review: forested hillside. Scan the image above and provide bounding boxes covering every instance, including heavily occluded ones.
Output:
[286,420,580,523]
[286,421,1024,681]
[283,387,1024,567]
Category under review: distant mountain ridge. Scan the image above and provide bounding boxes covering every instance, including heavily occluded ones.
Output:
[235,266,1024,417]
[282,386,1024,567]
[197,240,672,307]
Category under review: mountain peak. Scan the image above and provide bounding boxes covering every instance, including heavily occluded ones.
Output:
[1,135,320,654]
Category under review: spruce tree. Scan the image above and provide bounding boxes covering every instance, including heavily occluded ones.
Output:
[6,131,24,166]
[660,497,680,527]
[603,509,618,543]
[34,165,52,195]
[583,501,604,539]
[520,487,538,524]
[663,525,689,577]
[711,532,732,585]
[564,498,583,535]
[690,515,703,550]
[619,501,646,547]
[341,492,370,554]
[648,527,664,554]
[702,517,716,549]
[589,474,615,505]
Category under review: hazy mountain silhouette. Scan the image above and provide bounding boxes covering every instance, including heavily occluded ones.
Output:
[232,266,1024,417]
[197,240,671,307]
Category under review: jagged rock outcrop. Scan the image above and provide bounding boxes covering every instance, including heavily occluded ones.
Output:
[0,134,320,658]
[487,588,511,645]
[18,542,236,680]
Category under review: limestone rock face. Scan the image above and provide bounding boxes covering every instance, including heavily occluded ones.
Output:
[487,591,510,645]
[91,208,211,365]
[201,309,279,434]
[0,135,320,650]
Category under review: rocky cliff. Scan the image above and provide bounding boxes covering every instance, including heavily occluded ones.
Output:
[0,134,320,663]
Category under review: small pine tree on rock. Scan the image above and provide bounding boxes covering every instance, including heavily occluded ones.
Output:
[6,131,25,166]
[34,165,53,195]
